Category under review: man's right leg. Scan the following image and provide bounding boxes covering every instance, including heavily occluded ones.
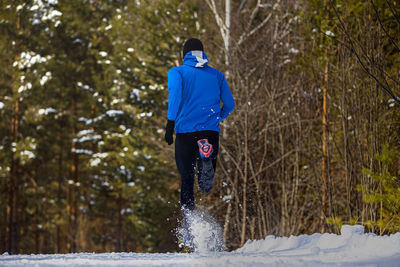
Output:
[196,131,219,194]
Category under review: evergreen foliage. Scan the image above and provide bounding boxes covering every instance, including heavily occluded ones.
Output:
[0,0,199,253]
[360,145,400,234]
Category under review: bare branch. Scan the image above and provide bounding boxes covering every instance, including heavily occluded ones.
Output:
[370,0,400,52]
[205,0,228,36]
[385,0,400,26]
[329,0,400,105]
[236,0,248,18]
[237,13,272,46]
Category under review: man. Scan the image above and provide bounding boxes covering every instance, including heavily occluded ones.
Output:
[164,38,234,247]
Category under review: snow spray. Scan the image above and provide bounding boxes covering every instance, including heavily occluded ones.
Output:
[177,208,223,253]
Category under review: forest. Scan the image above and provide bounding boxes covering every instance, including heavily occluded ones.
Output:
[0,0,399,254]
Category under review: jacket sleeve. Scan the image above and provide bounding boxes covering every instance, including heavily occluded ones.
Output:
[167,68,183,121]
[219,72,235,121]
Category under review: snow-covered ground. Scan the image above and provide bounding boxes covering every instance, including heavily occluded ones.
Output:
[2,225,400,266]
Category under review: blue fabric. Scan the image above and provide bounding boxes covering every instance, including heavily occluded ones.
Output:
[167,51,235,133]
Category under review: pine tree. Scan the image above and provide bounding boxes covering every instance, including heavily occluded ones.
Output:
[360,145,400,234]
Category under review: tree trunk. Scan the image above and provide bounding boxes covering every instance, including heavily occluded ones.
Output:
[7,100,20,254]
[115,193,122,252]
[70,98,79,252]
[224,0,231,69]
[321,56,329,233]
[57,123,64,253]
[6,13,21,255]
[222,201,232,249]
[240,92,249,246]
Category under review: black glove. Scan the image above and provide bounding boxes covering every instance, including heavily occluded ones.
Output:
[164,120,175,145]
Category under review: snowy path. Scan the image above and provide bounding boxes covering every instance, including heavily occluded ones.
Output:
[2,251,400,267]
[1,225,400,266]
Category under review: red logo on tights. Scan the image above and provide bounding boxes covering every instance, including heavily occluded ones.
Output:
[197,139,213,158]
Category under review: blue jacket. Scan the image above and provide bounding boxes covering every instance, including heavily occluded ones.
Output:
[167,50,235,133]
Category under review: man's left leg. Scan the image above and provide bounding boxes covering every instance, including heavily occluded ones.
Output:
[175,133,197,211]
[175,133,197,250]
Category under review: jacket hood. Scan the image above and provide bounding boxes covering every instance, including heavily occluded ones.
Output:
[183,50,209,68]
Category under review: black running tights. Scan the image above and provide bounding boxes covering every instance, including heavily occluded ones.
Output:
[175,130,219,211]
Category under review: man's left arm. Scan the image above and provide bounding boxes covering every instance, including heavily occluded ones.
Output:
[219,73,235,121]
[165,69,182,145]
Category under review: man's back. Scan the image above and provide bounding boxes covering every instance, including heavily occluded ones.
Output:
[167,50,234,133]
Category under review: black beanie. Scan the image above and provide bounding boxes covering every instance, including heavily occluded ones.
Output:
[183,38,203,57]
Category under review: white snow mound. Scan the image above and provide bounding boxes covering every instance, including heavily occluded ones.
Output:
[237,225,400,264]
